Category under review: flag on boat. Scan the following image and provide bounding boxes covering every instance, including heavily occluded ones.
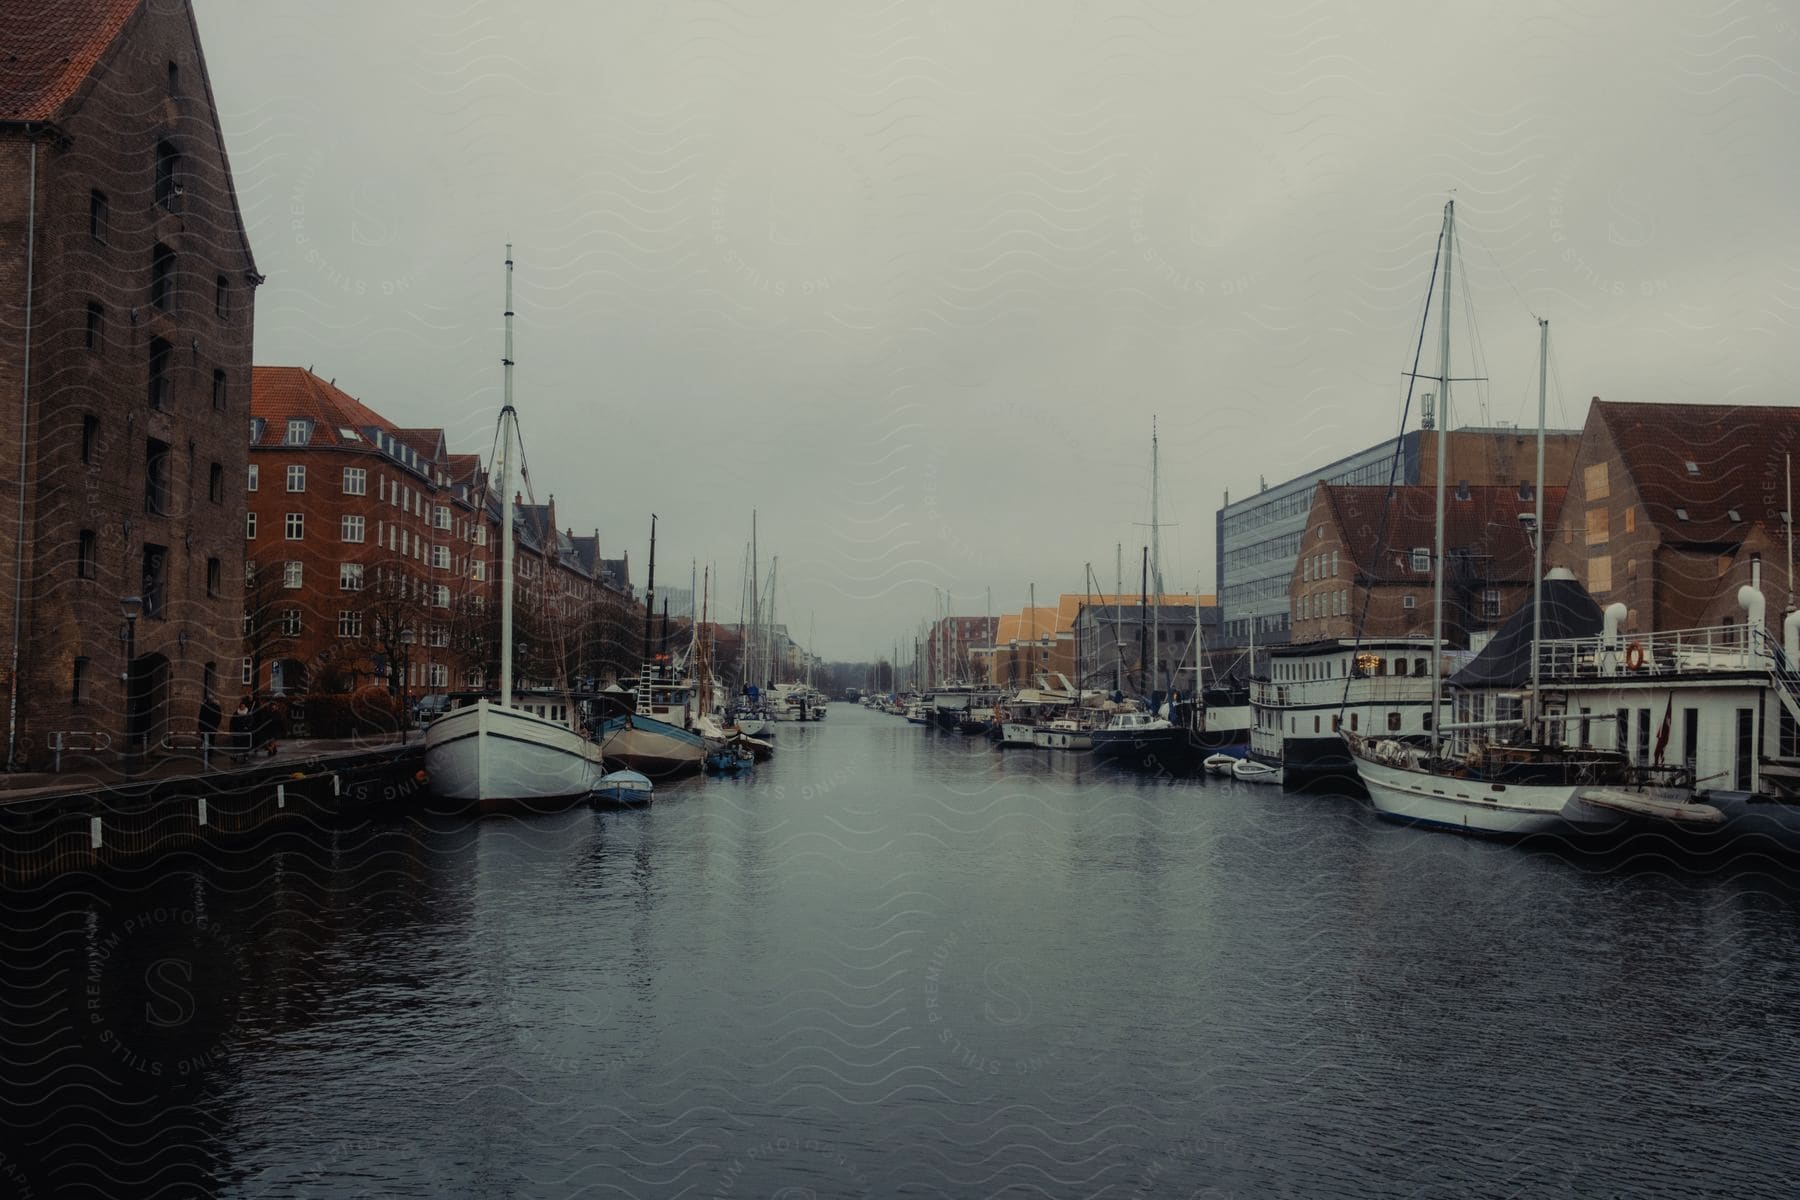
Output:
[1653,693,1673,765]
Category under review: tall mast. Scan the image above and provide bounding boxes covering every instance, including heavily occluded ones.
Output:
[1530,317,1548,739]
[1139,547,1149,696]
[750,511,759,691]
[1788,454,1794,617]
[768,556,778,684]
[498,245,516,706]
[1081,563,1091,705]
[1115,542,1124,693]
[1430,199,1454,759]
[641,514,658,672]
[1151,417,1161,703]
[700,565,711,710]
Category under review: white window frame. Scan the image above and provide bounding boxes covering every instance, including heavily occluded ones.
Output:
[247,463,259,492]
[245,511,257,539]
[280,608,302,636]
[338,610,362,638]
[342,515,365,543]
[284,418,311,445]
[340,562,364,592]
[433,584,449,609]
[343,467,367,496]
[285,512,304,540]
[286,464,306,492]
[431,545,449,570]
[1411,548,1429,572]
[283,560,303,589]
[433,504,451,530]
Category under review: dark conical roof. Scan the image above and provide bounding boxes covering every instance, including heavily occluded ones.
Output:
[1449,573,1604,689]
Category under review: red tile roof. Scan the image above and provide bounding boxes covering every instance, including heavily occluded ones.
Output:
[1594,401,1800,544]
[1321,483,1566,583]
[251,366,424,452]
[0,0,140,122]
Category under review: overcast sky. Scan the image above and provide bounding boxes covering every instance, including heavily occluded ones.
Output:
[197,0,1800,660]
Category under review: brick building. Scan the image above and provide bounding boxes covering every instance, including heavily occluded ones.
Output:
[248,368,638,713]
[1,0,258,767]
[1549,400,1800,636]
[1289,480,1566,647]
[988,607,1056,688]
[924,614,997,687]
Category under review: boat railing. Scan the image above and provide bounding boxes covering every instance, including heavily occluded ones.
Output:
[1537,623,1770,680]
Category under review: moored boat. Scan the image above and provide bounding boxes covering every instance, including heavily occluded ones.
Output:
[590,769,653,806]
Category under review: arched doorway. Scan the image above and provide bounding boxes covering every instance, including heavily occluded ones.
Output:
[125,652,171,757]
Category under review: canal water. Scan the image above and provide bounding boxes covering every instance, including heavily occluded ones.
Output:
[5,703,1800,1197]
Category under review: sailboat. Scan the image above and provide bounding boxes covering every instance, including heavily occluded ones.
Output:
[597,515,708,777]
[1342,204,1705,835]
[425,248,606,809]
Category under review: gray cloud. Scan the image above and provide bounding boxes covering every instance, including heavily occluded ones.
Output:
[199,0,1800,658]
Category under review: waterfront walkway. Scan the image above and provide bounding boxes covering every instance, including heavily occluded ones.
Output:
[0,731,422,804]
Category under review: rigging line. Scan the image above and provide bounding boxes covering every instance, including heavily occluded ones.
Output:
[1454,221,1492,429]
[1547,335,1572,429]
[1341,217,1444,714]
[1462,211,1539,327]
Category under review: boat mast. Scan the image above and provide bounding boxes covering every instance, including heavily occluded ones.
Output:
[1080,564,1091,707]
[640,514,658,675]
[1114,543,1124,694]
[1028,581,1036,687]
[1530,317,1548,740]
[1429,199,1454,759]
[498,245,517,706]
[1150,418,1161,704]
[1138,547,1149,697]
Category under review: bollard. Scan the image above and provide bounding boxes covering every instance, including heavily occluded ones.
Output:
[88,816,102,849]
[52,732,62,774]
[201,731,211,770]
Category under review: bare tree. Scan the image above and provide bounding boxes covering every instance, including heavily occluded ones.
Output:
[243,556,296,699]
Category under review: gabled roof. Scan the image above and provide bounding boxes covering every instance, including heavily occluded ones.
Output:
[0,0,139,122]
[598,557,630,591]
[1320,482,1566,583]
[1060,592,1206,634]
[994,607,1057,646]
[250,367,393,448]
[391,427,449,463]
[1594,401,1800,544]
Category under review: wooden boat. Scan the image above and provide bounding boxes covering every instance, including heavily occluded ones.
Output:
[590,769,653,806]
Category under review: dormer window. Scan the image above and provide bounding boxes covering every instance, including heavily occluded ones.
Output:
[1675,507,1689,521]
[1685,461,1700,476]
[285,418,313,445]
[1410,548,1430,572]
[1728,509,1742,522]
[249,417,265,442]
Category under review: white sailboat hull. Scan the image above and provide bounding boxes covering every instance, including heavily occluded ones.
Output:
[1000,722,1038,747]
[425,700,605,809]
[1350,742,1602,837]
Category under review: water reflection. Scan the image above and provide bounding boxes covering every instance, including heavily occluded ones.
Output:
[4,708,1800,1196]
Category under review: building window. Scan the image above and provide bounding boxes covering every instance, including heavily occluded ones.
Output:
[167,60,180,96]
[1402,595,1416,609]
[1331,550,1338,576]
[89,190,109,243]
[433,504,451,530]
[285,419,312,446]
[343,467,367,496]
[245,511,257,539]
[249,417,265,443]
[81,415,99,464]
[72,656,90,705]
[429,624,449,648]
[1410,548,1429,572]
[433,584,450,608]
[1584,461,1609,500]
[141,544,167,617]
[431,545,449,569]
[242,657,253,686]
[201,464,221,506]
[471,559,485,582]
[340,562,363,591]
[85,302,104,351]
[280,609,302,636]
[286,464,306,492]
[144,438,171,514]
[1482,589,1500,619]
[1685,460,1700,477]
[246,466,259,495]
[1589,555,1612,593]
[147,337,173,409]
[206,556,221,596]
[285,512,304,540]
[215,275,229,320]
[150,243,176,310]
[212,369,227,411]
[1585,507,1609,545]
[77,529,97,579]
[338,610,362,638]
[429,664,448,689]
[283,560,303,589]
[154,140,181,210]
[342,515,365,543]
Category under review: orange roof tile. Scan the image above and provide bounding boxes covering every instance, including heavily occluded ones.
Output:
[0,0,139,122]
[250,366,395,448]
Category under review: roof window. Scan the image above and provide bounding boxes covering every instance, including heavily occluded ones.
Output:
[1685,461,1700,476]
[1675,507,1689,521]
[1728,508,1742,522]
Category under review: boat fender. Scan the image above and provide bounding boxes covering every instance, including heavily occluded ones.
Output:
[1625,641,1645,671]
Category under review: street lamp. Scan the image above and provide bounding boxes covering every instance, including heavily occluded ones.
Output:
[119,595,142,769]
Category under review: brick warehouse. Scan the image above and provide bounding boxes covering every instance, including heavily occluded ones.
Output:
[1,1,258,768]
[248,368,639,717]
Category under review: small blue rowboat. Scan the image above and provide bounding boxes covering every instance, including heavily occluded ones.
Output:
[590,769,653,806]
